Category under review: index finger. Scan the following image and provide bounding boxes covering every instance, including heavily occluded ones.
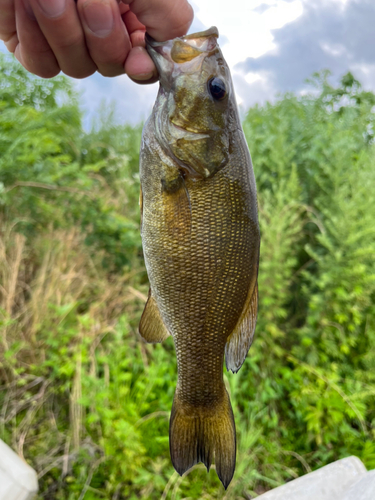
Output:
[123,0,193,42]
[0,0,17,50]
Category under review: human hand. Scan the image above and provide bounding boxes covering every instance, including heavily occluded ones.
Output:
[0,0,193,82]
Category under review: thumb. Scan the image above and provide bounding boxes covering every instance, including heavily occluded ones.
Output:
[123,0,193,42]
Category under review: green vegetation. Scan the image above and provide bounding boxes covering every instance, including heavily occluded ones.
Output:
[1,55,374,499]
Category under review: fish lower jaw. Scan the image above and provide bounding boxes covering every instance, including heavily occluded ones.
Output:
[170,121,209,140]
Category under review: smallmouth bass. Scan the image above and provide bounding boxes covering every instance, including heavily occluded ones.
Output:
[139,27,260,488]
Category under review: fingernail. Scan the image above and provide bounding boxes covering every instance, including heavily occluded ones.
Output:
[131,72,154,81]
[82,0,114,37]
[37,0,66,18]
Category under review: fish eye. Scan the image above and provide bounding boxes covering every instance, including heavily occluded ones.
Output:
[208,77,227,101]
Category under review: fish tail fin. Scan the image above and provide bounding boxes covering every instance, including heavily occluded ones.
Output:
[169,388,236,489]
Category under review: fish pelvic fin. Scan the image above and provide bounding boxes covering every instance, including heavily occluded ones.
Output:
[225,281,258,373]
[139,288,170,343]
[169,388,236,489]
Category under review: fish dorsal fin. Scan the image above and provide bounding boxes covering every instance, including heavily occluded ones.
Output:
[225,282,258,373]
[139,288,170,343]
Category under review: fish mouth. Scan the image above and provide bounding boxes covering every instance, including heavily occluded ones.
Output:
[145,27,219,79]
[145,26,218,52]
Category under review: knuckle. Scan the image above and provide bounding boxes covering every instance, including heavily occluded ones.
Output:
[5,41,17,53]
[109,53,127,68]
[1,32,18,52]
[20,50,61,78]
[37,68,61,79]
[98,65,125,77]
[95,54,126,77]
[53,33,85,51]
[63,66,96,79]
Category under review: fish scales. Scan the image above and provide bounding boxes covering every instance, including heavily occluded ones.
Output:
[139,26,260,489]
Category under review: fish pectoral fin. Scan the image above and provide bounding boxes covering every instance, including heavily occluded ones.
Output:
[161,170,192,236]
[225,281,258,373]
[139,288,170,343]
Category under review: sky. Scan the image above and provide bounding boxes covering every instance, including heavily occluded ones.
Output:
[1,0,375,126]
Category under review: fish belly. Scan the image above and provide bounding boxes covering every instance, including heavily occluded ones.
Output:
[141,139,258,404]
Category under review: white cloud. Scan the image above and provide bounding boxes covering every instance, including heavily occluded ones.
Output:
[244,73,263,85]
[192,0,303,66]
[235,0,375,111]
[320,42,346,57]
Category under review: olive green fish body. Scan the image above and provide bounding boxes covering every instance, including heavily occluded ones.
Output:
[139,27,260,489]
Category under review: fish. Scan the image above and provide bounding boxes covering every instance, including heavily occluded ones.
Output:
[138,26,260,489]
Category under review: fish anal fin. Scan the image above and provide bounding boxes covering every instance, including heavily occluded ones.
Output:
[139,289,170,343]
[225,281,258,373]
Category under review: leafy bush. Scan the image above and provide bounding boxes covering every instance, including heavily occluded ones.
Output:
[241,71,375,473]
[0,55,142,271]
